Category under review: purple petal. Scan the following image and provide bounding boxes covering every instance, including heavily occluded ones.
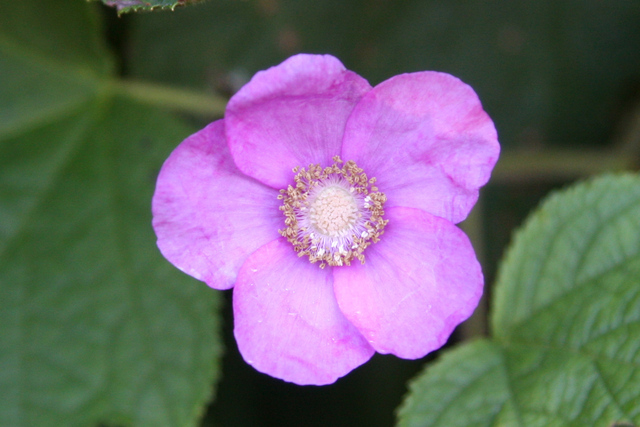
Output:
[226,54,372,189]
[152,120,282,290]
[341,72,499,224]
[233,238,374,385]
[333,207,483,359]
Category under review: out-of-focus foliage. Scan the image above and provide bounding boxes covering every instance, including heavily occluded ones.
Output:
[0,1,222,426]
[398,174,640,427]
[127,0,640,150]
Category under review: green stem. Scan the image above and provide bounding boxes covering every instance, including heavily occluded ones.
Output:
[494,101,640,183]
[492,149,638,183]
[110,78,640,181]
[112,79,228,117]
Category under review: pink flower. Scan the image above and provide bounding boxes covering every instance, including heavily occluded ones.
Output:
[152,54,499,385]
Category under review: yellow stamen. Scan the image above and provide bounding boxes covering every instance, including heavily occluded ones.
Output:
[279,156,388,268]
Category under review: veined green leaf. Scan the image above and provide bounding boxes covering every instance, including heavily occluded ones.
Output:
[398,175,640,427]
[0,1,223,426]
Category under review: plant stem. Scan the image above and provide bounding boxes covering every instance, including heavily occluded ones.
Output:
[113,79,227,117]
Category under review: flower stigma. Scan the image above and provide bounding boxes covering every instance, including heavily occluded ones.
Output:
[279,156,388,268]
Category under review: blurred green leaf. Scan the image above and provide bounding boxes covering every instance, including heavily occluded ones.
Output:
[127,0,640,149]
[101,0,204,15]
[0,1,222,426]
[398,174,640,427]
[0,1,109,139]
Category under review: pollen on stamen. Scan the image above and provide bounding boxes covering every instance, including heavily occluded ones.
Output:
[278,156,388,268]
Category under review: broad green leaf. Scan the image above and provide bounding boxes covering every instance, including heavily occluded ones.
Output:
[0,0,109,139]
[101,0,204,15]
[0,1,111,75]
[398,174,640,427]
[0,1,222,426]
[397,340,521,427]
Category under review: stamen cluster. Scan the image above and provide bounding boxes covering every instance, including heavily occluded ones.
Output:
[279,156,387,268]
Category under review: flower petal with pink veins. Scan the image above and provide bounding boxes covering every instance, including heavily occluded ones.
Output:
[226,54,372,189]
[333,207,483,359]
[341,72,499,224]
[234,238,375,385]
[152,120,282,290]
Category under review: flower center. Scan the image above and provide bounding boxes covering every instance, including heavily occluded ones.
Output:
[309,185,358,237]
[279,156,387,268]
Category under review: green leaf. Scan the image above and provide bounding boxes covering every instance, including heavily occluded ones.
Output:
[0,0,109,139]
[0,1,222,426]
[100,0,204,15]
[397,174,640,427]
